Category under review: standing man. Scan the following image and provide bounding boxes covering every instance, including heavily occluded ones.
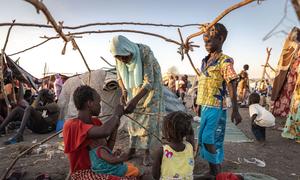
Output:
[196,23,242,176]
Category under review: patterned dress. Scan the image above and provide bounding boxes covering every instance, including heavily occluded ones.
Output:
[282,62,300,143]
[272,59,300,117]
[125,44,165,149]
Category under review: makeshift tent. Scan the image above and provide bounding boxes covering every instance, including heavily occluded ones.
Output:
[58,69,186,128]
[1,54,40,90]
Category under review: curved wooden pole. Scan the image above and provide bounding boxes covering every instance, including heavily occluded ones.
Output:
[24,0,69,42]
[185,0,257,46]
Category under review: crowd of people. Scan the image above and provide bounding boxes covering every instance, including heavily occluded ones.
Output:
[0,23,299,180]
[0,73,64,144]
[164,74,191,104]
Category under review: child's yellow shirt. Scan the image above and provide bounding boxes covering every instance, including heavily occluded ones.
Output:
[160,141,194,180]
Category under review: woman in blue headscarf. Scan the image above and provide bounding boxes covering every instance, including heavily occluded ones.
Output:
[110,35,165,166]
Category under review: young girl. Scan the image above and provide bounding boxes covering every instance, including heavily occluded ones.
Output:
[152,111,195,180]
[88,131,141,177]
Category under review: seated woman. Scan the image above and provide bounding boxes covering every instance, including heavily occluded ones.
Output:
[63,85,138,179]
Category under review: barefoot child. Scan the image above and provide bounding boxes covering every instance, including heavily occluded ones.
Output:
[89,136,140,177]
[249,92,275,142]
[152,111,195,180]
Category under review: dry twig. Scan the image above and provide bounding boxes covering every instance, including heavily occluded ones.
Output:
[185,0,258,46]
[263,0,289,41]
[24,0,69,42]
[2,20,16,52]
[70,29,181,46]
[71,39,91,72]
[100,56,115,67]
[177,28,201,76]
[100,99,163,144]
[0,130,62,180]
[8,36,58,56]
[24,0,91,73]
[8,29,186,57]
[0,22,202,29]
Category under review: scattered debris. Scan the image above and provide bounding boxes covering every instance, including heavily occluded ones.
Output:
[46,150,54,159]
[238,157,266,167]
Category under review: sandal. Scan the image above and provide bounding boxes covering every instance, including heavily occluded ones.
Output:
[4,135,23,145]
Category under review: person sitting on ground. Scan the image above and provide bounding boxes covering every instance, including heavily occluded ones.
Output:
[63,85,127,179]
[152,111,195,180]
[248,92,275,142]
[4,88,59,145]
[0,83,32,135]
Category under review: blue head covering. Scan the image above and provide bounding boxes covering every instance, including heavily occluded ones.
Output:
[110,35,143,90]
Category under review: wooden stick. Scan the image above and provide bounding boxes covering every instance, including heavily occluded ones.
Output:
[2,20,15,52]
[260,48,272,81]
[101,99,163,144]
[185,0,257,45]
[70,29,181,46]
[8,37,57,56]
[177,28,201,76]
[263,0,288,41]
[1,130,62,180]
[100,56,115,67]
[8,35,81,57]
[24,0,92,77]
[0,22,202,29]
[8,29,182,57]
[186,52,201,77]
[24,0,69,42]
[71,39,91,73]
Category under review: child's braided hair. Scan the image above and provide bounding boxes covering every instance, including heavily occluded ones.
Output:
[163,111,193,143]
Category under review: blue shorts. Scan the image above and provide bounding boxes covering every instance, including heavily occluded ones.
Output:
[198,106,227,164]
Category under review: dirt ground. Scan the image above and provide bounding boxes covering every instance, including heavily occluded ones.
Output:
[0,97,299,180]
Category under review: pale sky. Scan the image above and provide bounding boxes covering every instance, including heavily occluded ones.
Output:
[0,0,299,78]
